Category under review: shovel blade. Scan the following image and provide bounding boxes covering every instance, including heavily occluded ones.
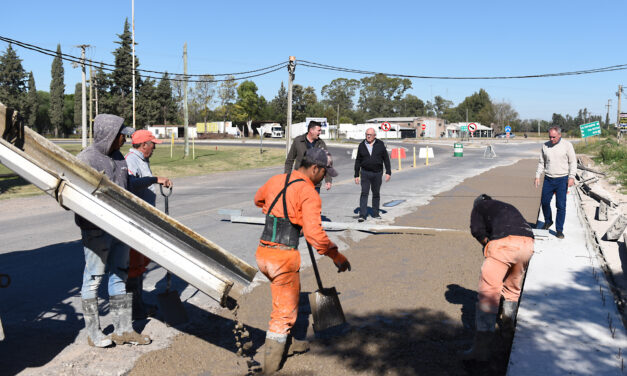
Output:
[157,290,189,327]
[308,287,346,333]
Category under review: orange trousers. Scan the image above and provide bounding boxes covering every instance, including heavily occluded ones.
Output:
[256,245,301,336]
[128,249,151,279]
[478,235,534,313]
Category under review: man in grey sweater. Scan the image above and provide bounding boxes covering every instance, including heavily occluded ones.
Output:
[534,126,577,239]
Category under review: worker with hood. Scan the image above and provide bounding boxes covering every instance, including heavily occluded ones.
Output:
[75,114,155,348]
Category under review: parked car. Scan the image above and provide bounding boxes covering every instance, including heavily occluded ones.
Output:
[495,132,515,138]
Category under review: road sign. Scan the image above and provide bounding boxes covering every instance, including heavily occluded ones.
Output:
[468,123,477,133]
[421,124,426,130]
[579,121,601,138]
[504,125,512,133]
[460,125,468,132]
[381,122,391,131]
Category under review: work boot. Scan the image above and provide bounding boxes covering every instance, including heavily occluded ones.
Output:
[109,293,151,345]
[286,335,309,356]
[459,305,496,361]
[262,338,286,375]
[81,298,113,348]
[126,277,157,320]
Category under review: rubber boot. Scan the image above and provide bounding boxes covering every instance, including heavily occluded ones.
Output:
[81,298,113,348]
[286,335,309,356]
[262,338,286,375]
[126,277,157,320]
[459,306,496,361]
[109,293,151,345]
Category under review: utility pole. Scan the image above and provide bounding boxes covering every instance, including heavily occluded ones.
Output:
[336,103,340,140]
[94,74,99,116]
[286,56,295,156]
[132,0,136,129]
[89,65,93,145]
[183,43,189,158]
[76,45,90,148]
[605,99,611,132]
[617,85,622,141]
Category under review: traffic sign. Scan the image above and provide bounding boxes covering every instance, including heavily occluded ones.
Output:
[421,124,426,131]
[504,125,512,133]
[381,122,391,132]
[579,121,601,138]
[460,125,468,132]
[468,123,477,133]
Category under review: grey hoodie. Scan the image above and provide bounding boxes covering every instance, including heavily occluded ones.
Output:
[74,114,150,230]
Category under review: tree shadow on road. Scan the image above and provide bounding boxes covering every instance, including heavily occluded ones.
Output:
[0,241,83,375]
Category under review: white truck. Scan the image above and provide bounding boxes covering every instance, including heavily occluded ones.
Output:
[259,123,284,138]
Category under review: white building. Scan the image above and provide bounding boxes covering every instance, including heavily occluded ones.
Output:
[146,125,198,139]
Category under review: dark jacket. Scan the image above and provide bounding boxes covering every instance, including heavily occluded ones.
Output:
[470,199,534,243]
[354,138,391,177]
[284,134,331,184]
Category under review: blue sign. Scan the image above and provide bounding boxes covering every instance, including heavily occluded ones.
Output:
[504,126,511,133]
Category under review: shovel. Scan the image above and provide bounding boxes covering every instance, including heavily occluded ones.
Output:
[156,185,189,326]
[306,242,346,333]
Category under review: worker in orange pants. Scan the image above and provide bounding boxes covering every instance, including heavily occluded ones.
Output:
[254,148,351,374]
[461,194,535,361]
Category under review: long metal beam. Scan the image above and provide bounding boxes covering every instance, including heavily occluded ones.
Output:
[0,105,257,306]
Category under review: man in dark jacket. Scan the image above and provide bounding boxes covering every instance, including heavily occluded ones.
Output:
[75,114,153,348]
[354,128,391,222]
[460,194,534,361]
[284,121,332,191]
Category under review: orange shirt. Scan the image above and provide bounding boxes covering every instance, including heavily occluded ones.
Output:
[254,170,337,257]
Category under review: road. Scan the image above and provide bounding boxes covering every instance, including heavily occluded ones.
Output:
[0,138,543,375]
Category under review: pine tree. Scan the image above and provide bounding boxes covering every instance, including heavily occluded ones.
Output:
[49,44,65,137]
[0,44,27,111]
[25,72,38,129]
[74,83,82,127]
[156,72,176,124]
[111,18,141,122]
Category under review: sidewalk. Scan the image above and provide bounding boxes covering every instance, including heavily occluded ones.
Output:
[509,187,627,375]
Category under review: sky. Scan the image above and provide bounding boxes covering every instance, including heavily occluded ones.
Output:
[2,0,626,123]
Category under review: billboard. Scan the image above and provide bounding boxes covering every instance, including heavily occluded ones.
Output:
[305,117,328,128]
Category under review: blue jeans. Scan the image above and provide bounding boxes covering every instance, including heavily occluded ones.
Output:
[80,229,129,299]
[360,170,382,218]
[540,176,568,232]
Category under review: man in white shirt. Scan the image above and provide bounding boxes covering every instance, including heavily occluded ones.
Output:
[534,126,577,239]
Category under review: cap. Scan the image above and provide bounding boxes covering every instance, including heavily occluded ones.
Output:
[304,148,338,177]
[120,126,135,136]
[132,129,163,144]
[473,193,492,208]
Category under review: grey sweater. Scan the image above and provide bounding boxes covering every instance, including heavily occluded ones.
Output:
[535,139,577,179]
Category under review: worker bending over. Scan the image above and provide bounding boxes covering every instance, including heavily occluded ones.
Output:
[254,148,351,374]
[462,194,534,361]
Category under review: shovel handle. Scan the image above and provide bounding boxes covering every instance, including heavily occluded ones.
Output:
[160,185,172,215]
[306,242,324,291]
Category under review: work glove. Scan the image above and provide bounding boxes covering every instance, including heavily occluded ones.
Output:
[332,252,351,273]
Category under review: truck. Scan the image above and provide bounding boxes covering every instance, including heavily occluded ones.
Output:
[258,123,284,138]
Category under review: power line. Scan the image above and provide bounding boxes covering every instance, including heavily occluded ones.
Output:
[0,35,287,82]
[299,59,627,80]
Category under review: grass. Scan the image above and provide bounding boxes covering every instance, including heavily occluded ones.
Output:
[574,137,627,193]
[0,142,285,200]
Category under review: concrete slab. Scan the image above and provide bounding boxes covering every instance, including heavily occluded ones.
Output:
[508,188,627,375]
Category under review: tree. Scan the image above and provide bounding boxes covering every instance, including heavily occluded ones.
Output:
[321,78,360,116]
[292,85,319,123]
[110,18,140,121]
[271,82,287,126]
[156,72,176,125]
[398,94,425,117]
[217,75,237,121]
[492,101,519,132]
[49,44,65,137]
[358,74,412,116]
[34,91,51,135]
[0,44,27,112]
[235,80,261,135]
[73,83,82,127]
[195,75,216,126]
[25,72,38,129]
[456,89,493,126]
[136,77,160,127]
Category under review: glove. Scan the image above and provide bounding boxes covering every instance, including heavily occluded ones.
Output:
[332,252,351,273]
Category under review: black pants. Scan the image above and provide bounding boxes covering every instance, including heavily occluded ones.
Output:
[359,169,382,218]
